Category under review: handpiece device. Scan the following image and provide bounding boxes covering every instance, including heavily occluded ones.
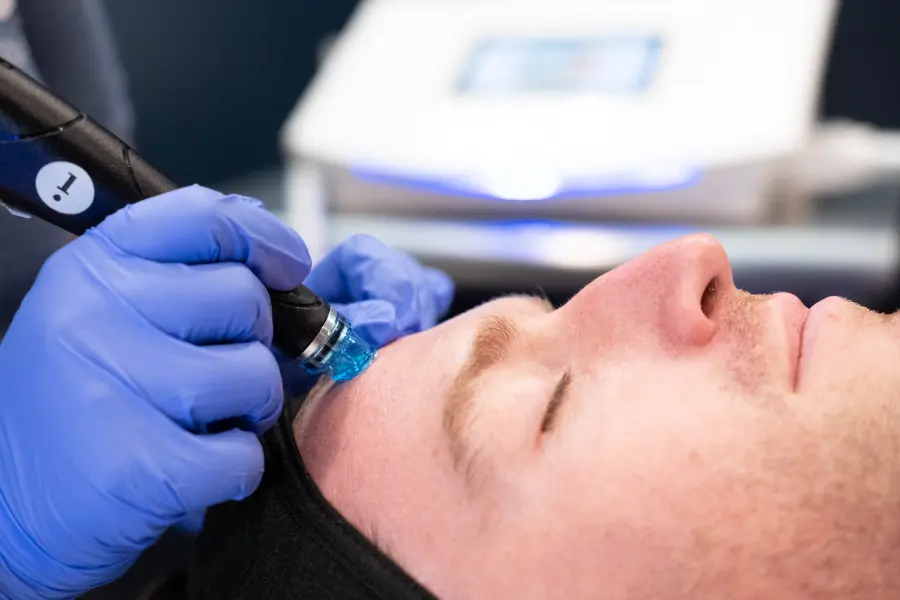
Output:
[0,57,375,383]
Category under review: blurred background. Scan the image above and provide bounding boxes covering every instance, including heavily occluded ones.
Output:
[99,0,360,187]
[101,0,900,189]
[1,0,899,596]
[100,0,900,318]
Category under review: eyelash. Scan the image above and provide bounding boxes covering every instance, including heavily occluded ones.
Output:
[540,370,572,434]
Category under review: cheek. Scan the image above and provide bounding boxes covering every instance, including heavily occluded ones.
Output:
[502,368,802,588]
[500,363,900,598]
[548,373,771,519]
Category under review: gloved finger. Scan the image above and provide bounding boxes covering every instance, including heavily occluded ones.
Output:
[123,262,273,346]
[305,234,455,322]
[389,267,454,336]
[330,300,402,348]
[303,235,417,304]
[140,341,283,435]
[91,185,311,291]
[168,430,265,513]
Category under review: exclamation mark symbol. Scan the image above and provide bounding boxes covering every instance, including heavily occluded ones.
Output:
[53,173,77,202]
[36,161,96,214]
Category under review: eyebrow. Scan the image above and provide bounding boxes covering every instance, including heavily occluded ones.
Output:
[442,294,554,473]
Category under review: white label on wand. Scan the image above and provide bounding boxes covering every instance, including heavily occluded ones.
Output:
[36,161,95,215]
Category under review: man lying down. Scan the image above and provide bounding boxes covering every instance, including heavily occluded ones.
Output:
[186,234,900,599]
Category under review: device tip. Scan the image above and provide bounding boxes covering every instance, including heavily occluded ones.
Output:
[324,324,377,382]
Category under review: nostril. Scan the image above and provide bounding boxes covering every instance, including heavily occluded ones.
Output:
[701,277,718,318]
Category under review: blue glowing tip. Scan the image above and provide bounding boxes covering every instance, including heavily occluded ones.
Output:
[301,314,377,382]
[327,325,377,382]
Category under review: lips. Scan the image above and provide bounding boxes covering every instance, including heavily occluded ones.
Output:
[794,296,851,388]
[769,293,810,389]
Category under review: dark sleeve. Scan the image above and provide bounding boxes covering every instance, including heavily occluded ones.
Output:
[0,0,134,338]
[17,0,135,142]
[136,573,189,600]
[0,10,76,338]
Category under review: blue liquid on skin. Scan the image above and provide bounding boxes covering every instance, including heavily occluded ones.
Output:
[303,324,377,382]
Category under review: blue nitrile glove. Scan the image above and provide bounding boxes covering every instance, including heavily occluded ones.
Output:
[279,233,455,393]
[308,233,454,345]
[0,185,313,600]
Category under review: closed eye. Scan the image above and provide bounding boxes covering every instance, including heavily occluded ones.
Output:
[540,370,572,434]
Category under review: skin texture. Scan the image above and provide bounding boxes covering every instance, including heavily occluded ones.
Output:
[296,234,900,599]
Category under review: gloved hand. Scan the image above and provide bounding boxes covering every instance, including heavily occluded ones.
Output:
[308,233,454,346]
[278,233,455,395]
[0,185,454,599]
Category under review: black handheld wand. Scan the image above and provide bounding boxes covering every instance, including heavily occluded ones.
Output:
[0,57,375,382]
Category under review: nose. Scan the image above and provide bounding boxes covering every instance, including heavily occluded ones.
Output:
[559,234,735,349]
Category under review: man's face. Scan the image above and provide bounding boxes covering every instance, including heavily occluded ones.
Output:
[296,234,900,599]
